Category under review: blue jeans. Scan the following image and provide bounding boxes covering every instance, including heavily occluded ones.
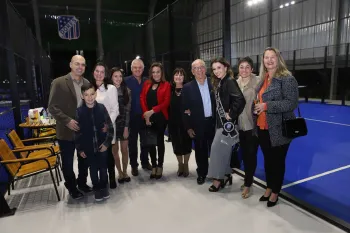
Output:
[87,151,108,191]
[129,114,149,168]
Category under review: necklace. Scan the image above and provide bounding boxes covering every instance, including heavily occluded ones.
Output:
[238,77,250,92]
[175,88,182,96]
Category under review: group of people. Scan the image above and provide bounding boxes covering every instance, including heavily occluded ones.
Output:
[48,46,299,207]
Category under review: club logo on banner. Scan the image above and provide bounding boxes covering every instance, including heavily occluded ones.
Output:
[57,15,80,40]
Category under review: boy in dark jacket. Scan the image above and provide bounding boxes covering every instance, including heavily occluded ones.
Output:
[75,83,114,202]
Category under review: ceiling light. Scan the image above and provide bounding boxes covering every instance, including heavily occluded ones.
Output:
[247,1,253,6]
[291,1,295,4]
[285,3,289,6]
[280,5,284,8]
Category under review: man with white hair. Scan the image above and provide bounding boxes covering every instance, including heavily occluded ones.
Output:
[125,58,151,176]
[182,59,216,185]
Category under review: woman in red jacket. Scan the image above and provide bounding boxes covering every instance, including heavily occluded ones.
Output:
[140,62,171,179]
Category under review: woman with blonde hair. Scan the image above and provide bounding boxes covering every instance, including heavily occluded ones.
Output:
[254,47,298,207]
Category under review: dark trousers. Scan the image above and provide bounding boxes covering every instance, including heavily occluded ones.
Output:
[57,140,89,192]
[107,146,116,181]
[230,143,241,169]
[129,114,149,168]
[87,151,108,191]
[258,129,290,194]
[194,118,215,177]
[149,122,167,168]
[239,130,258,187]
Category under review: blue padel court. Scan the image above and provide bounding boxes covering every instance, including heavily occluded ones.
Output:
[251,102,350,224]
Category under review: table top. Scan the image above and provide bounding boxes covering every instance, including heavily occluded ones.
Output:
[19,122,56,129]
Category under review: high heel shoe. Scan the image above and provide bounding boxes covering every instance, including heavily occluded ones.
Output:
[209,179,224,192]
[259,195,270,202]
[241,186,251,199]
[123,173,131,182]
[267,197,278,207]
[223,174,232,187]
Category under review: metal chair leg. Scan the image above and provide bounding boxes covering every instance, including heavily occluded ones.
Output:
[48,168,60,201]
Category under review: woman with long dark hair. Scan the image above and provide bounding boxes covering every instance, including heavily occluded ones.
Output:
[207,58,245,192]
[168,68,192,177]
[140,62,171,179]
[92,62,119,189]
[110,67,131,183]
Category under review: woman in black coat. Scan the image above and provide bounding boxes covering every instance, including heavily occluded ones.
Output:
[207,58,246,192]
[168,68,192,177]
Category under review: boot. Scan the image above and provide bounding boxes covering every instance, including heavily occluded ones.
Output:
[155,167,163,179]
[150,168,157,179]
[177,163,184,176]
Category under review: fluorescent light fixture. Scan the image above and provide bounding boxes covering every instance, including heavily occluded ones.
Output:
[280,5,284,8]
[285,3,289,6]
[291,1,295,4]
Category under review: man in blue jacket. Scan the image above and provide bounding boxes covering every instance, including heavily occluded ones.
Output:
[125,58,151,176]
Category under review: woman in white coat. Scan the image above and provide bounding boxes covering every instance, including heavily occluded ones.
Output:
[92,62,119,189]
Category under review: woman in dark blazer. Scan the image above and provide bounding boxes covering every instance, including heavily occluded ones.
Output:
[207,58,245,192]
[254,47,298,207]
[140,62,171,179]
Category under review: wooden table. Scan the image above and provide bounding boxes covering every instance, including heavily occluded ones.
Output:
[19,122,56,137]
[19,122,56,129]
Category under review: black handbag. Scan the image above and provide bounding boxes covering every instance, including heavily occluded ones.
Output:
[282,107,308,138]
[140,126,157,147]
[280,81,308,139]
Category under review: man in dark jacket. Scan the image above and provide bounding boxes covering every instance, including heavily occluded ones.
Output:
[48,55,91,199]
[182,59,216,185]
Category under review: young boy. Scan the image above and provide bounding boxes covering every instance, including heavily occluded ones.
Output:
[75,83,114,202]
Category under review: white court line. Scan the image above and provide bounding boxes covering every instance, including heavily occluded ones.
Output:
[305,118,350,127]
[282,164,350,189]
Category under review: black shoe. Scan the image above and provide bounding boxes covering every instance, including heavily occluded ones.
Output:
[94,190,103,202]
[197,176,205,185]
[124,176,131,182]
[131,167,139,176]
[118,177,125,184]
[110,180,117,189]
[70,189,84,200]
[259,195,270,202]
[77,184,93,193]
[209,179,224,192]
[101,188,110,199]
[142,164,152,171]
[267,197,278,207]
[223,174,232,187]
